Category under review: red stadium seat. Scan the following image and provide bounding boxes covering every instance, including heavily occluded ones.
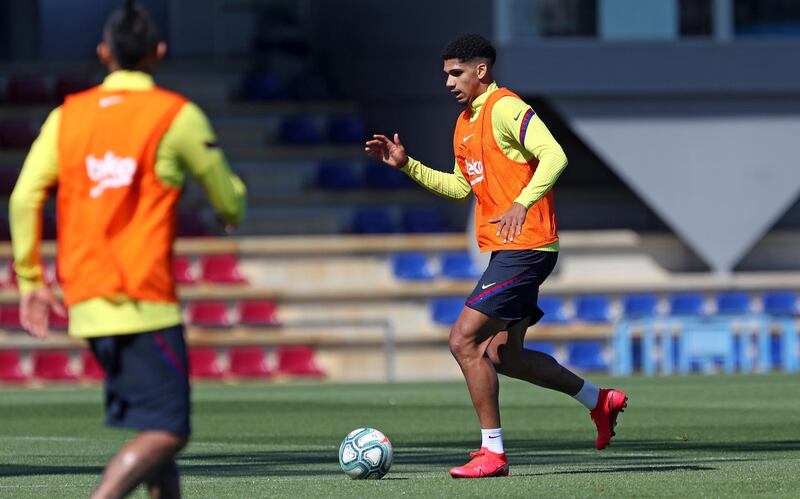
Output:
[7,76,50,105]
[32,350,78,381]
[186,301,233,328]
[0,304,23,330]
[80,350,105,380]
[0,350,28,383]
[228,347,273,378]
[189,348,225,379]
[48,309,69,330]
[238,300,280,327]
[276,346,325,378]
[200,254,248,284]
[54,75,94,103]
[5,260,17,288]
[172,256,197,285]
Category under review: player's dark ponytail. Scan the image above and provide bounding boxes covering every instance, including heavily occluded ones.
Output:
[103,0,160,70]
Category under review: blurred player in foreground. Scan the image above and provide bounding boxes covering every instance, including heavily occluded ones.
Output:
[9,1,246,497]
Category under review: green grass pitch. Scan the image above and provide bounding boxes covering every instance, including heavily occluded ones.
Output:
[1,374,799,497]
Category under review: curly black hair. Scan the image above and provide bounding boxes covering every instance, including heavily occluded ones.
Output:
[440,33,496,66]
[104,0,160,70]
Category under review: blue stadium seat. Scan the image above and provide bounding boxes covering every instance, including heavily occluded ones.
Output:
[678,326,735,374]
[567,341,608,371]
[669,293,706,316]
[440,251,481,280]
[328,115,367,144]
[575,295,612,323]
[716,292,752,315]
[622,294,659,318]
[241,72,284,100]
[537,296,569,324]
[391,252,434,281]
[402,207,447,233]
[315,161,361,190]
[431,297,464,325]
[351,208,397,234]
[279,116,322,145]
[763,291,798,316]
[287,73,331,100]
[363,162,413,189]
[523,340,557,357]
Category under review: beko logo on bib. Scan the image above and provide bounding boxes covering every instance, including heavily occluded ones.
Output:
[465,158,484,185]
[85,151,137,198]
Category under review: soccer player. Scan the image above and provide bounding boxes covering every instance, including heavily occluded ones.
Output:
[9,2,246,497]
[366,33,627,478]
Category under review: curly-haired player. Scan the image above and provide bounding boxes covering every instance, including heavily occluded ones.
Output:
[366,33,627,478]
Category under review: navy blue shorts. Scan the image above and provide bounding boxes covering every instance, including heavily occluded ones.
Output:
[465,250,558,325]
[89,325,191,436]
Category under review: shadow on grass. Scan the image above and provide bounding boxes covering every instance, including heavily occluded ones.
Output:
[0,439,795,479]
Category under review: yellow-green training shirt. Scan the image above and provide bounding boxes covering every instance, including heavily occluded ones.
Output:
[9,70,247,338]
[401,82,567,251]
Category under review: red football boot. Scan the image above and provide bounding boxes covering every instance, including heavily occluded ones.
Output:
[449,448,509,478]
[590,388,628,450]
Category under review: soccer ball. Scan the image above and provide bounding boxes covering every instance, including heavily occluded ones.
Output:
[338,427,393,479]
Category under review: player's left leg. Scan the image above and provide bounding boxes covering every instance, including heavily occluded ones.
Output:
[146,459,181,499]
[92,432,187,499]
[448,306,510,478]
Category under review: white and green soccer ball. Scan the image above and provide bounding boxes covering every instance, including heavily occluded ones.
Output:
[338,427,393,479]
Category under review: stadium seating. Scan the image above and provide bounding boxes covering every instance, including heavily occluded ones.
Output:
[524,340,557,357]
[200,254,248,284]
[401,207,448,233]
[567,340,608,371]
[189,348,225,379]
[53,75,94,102]
[276,346,325,377]
[622,294,659,318]
[440,251,481,280]
[48,309,69,330]
[762,291,798,316]
[238,300,281,327]
[278,116,322,145]
[315,161,361,190]
[716,292,752,315]
[352,208,397,234]
[537,296,569,324]
[0,350,28,382]
[677,326,735,374]
[363,162,412,190]
[6,76,49,104]
[32,350,78,381]
[0,120,37,149]
[229,347,273,378]
[240,72,284,101]
[172,256,198,285]
[0,305,23,330]
[286,72,331,100]
[391,252,434,281]
[327,115,367,144]
[575,295,613,323]
[176,212,212,237]
[431,297,464,325]
[669,293,706,316]
[80,350,105,380]
[187,301,234,328]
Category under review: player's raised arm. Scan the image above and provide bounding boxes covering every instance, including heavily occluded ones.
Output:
[365,133,471,200]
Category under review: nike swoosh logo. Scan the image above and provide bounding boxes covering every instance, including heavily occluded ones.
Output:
[514,109,523,120]
[99,96,124,108]
[462,134,474,143]
[481,282,496,290]
[488,435,500,439]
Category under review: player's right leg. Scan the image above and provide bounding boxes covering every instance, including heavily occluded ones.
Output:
[146,459,181,499]
[486,323,627,450]
[89,325,191,498]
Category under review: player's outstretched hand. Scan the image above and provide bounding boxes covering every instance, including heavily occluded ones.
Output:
[365,133,408,169]
[489,202,528,244]
[20,287,66,339]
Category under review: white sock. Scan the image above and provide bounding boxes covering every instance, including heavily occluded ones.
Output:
[481,428,504,454]
[573,381,601,410]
